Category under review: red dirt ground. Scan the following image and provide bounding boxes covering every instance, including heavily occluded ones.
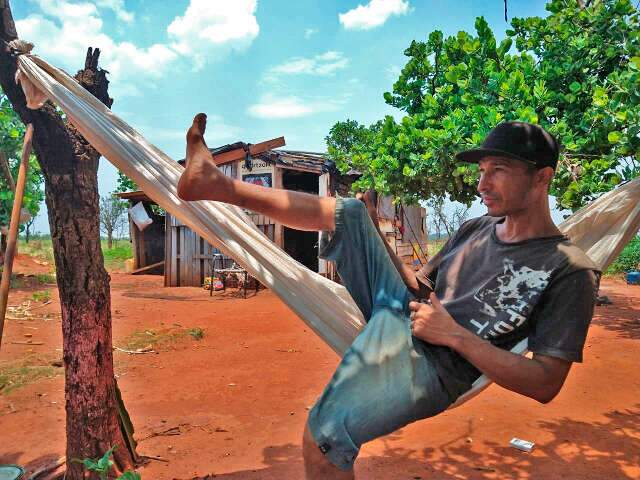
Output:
[1,254,639,479]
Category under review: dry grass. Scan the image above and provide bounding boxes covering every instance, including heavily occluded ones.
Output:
[118,326,205,352]
[0,354,62,395]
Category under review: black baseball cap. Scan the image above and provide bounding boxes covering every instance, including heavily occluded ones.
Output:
[455,122,560,170]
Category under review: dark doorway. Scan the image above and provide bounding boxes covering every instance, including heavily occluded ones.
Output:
[282,169,319,272]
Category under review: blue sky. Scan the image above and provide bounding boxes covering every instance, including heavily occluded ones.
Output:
[13,0,556,233]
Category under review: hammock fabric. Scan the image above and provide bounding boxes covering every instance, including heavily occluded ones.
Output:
[16,53,640,409]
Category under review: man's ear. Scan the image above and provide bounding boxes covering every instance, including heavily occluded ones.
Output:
[537,167,555,190]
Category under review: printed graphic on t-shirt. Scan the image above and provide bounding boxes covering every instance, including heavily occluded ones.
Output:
[468,259,551,339]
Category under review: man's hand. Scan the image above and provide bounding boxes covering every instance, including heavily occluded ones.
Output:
[410,293,572,404]
[409,293,468,348]
[355,190,379,227]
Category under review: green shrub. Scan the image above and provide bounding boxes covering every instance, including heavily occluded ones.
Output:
[74,446,140,480]
[188,327,204,340]
[606,236,640,274]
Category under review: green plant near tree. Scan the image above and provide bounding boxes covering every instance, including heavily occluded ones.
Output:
[74,446,140,479]
[327,0,639,210]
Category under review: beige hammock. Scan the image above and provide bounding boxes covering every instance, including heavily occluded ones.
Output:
[16,53,640,409]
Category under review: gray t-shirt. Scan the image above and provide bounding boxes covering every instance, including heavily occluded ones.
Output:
[416,216,600,399]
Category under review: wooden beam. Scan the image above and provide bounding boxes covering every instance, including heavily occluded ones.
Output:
[213,136,285,166]
[131,260,164,275]
[0,124,33,351]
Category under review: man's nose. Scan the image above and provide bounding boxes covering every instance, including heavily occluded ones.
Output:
[477,172,490,194]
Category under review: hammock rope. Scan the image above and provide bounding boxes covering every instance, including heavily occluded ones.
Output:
[15,52,640,409]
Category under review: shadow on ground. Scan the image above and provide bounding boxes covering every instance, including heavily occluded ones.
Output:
[592,288,640,340]
[184,405,640,480]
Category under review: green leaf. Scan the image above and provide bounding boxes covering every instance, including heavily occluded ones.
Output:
[630,56,640,70]
[117,472,141,480]
[607,131,622,143]
[82,459,99,470]
[569,81,581,93]
[444,69,458,83]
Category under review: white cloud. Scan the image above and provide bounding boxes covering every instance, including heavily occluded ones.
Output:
[16,0,260,96]
[95,0,134,23]
[339,0,410,31]
[265,51,348,81]
[167,0,259,70]
[17,9,176,98]
[304,27,318,39]
[247,94,347,119]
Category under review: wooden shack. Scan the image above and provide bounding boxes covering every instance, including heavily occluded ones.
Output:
[120,145,429,287]
[116,190,165,275]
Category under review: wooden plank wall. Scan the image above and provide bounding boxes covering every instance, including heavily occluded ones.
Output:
[165,211,273,287]
[165,214,231,287]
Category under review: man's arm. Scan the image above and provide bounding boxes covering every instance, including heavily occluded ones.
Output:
[409,294,572,403]
[450,331,572,403]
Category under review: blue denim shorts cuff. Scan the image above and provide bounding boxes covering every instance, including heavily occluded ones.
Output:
[307,420,358,471]
[318,196,346,260]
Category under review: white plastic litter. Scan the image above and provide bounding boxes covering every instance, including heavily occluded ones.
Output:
[128,202,152,231]
[510,437,535,452]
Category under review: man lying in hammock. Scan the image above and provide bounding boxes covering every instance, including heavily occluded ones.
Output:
[178,115,599,479]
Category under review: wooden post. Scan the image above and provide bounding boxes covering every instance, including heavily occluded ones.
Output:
[273,166,284,248]
[0,124,33,350]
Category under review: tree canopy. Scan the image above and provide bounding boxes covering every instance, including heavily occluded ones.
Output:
[0,88,44,229]
[115,171,137,193]
[327,0,639,211]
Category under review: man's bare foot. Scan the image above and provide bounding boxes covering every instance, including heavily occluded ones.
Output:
[178,113,229,201]
[185,112,208,166]
[356,190,379,226]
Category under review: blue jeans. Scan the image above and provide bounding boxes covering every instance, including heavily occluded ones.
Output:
[307,198,454,470]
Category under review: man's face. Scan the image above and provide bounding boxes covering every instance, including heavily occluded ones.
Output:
[477,156,537,217]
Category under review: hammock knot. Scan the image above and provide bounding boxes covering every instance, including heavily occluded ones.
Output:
[7,39,34,56]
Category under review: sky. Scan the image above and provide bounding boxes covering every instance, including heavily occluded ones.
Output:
[12,0,561,233]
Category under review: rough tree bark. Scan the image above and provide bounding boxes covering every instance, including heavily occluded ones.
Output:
[0,2,136,478]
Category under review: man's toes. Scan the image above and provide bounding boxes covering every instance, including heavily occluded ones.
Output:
[194,113,207,134]
[187,113,207,142]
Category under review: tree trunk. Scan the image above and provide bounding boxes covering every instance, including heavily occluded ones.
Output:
[0,3,135,478]
[107,230,113,249]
